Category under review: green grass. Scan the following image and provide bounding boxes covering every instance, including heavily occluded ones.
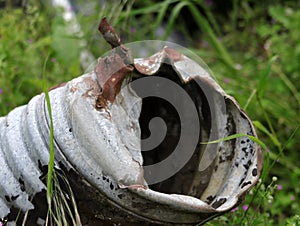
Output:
[0,0,300,225]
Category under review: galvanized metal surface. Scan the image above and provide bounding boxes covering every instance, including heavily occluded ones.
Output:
[0,26,262,225]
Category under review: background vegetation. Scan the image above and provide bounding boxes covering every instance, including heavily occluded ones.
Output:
[0,0,299,225]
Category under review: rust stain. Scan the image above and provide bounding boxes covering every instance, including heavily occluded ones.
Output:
[95,95,112,119]
[134,60,157,75]
[70,86,78,93]
[99,17,122,48]
[99,65,134,103]
[163,47,184,62]
[96,19,183,110]
[95,18,133,110]
[95,54,134,105]
[82,77,101,97]
[134,47,184,75]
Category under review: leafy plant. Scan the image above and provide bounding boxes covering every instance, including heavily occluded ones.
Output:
[0,1,82,116]
[1,0,300,225]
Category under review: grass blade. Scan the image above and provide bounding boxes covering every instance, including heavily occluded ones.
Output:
[42,55,55,203]
[244,88,257,110]
[253,120,281,148]
[273,64,300,110]
[151,0,173,39]
[187,3,235,70]
[257,55,277,98]
[201,133,267,150]
[117,0,179,21]
[193,0,222,36]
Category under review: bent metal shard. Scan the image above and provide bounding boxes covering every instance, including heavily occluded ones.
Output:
[0,18,262,225]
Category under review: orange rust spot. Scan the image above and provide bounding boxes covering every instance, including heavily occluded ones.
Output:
[163,47,183,62]
[95,52,134,105]
[95,94,111,119]
[100,65,133,103]
[70,87,77,92]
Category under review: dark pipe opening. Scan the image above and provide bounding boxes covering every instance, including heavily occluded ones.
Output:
[132,64,213,199]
